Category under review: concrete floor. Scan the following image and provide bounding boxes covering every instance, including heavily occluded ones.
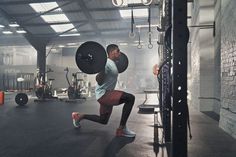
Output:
[0,92,235,157]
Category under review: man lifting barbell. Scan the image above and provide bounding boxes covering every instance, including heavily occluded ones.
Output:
[72,43,136,138]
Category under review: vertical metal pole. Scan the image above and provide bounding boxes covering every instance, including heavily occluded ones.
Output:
[172,0,188,157]
[158,0,164,130]
[162,0,172,142]
[37,45,46,84]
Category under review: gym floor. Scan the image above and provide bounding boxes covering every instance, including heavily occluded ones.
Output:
[0,93,236,157]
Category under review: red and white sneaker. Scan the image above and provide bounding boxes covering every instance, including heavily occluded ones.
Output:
[72,112,81,128]
[116,127,136,138]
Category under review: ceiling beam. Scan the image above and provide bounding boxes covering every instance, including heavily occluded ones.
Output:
[9,5,159,18]
[23,21,88,27]
[76,0,100,35]
[21,18,126,27]
[21,16,158,27]
[0,0,71,6]
[30,26,156,37]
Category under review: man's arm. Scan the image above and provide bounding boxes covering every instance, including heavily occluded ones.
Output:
[152,64,160,76]
[96,69,105,85]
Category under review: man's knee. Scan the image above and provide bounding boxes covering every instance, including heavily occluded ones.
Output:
[100,113,110,124]
[100,117,109,124]
[127,93,135,104]
[120,93,135,104]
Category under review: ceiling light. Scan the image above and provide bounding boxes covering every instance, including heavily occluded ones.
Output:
[2,30,13,34]
[136,24,159,28]
[119,42,128,46]
[29,2,61,12]
[119,8,148,18]
[9,22,19,27]
[67,43,77,46]
[16,29,27,34]
[0,24,5,28]
[50,24,76,33]
[134,40,144,43]
[41,14,70,23]
[59,33,80,37]
[50,48,58,53]
[58,45,65,48]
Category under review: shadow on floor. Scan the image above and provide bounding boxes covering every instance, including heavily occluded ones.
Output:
[201,111,220,121]
[102,137,135,157]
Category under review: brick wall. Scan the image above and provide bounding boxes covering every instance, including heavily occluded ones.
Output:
[219,0,236,139]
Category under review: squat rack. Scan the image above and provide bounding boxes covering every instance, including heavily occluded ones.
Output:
[159,0,189,157]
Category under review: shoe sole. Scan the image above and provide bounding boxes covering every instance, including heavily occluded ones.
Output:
[116,133,136,138]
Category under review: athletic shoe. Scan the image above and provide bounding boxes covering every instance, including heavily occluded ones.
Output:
[116,127,136,138]
[72,112,81,128]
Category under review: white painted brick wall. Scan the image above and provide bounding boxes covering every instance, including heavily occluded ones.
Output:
[220,0,236,139]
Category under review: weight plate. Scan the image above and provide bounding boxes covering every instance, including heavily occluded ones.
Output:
[15,93,28,106]
[115,52,129,73]
[75,41,107,74]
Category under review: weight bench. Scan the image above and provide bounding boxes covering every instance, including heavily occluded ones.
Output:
[138,89,159,112]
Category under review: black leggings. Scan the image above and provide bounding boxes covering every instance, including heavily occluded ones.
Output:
[83,92,135,126]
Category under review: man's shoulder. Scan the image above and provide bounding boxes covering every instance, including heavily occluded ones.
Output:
[106,58,116,68]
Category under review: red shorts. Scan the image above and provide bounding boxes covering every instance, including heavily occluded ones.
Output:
[97,90,124,115]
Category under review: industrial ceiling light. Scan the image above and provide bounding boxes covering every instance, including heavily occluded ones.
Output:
[41,14,70,23]
[59,33,80,37]
[67,43,77,46]
[2,30,13,34]
[16,27,27,34]
[119,42,128,46]
[29,2,61,12]
[58,45,65,48]
[136,24,159,28]
[119,8,148,18]
[50,24,76,33]
[9,22,19,27]
[0,24,5,28]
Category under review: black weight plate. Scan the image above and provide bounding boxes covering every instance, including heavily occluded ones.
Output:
[75,41,107,74]
[15,93,28,106]
[115,52,129,73]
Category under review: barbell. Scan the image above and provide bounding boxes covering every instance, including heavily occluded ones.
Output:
[75,41,129,74]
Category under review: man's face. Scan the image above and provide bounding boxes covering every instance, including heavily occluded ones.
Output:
[113,48,121,59]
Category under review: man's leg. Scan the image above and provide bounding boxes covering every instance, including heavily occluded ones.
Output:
[81,112,111,124]
[118,92,135,128]
[97,90,136,137]
[72,90,136,137]
[72,90,122,127]
[82,92,135,127]
[72,107,112,127]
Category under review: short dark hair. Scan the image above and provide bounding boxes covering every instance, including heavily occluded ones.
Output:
[106,44,118,55]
